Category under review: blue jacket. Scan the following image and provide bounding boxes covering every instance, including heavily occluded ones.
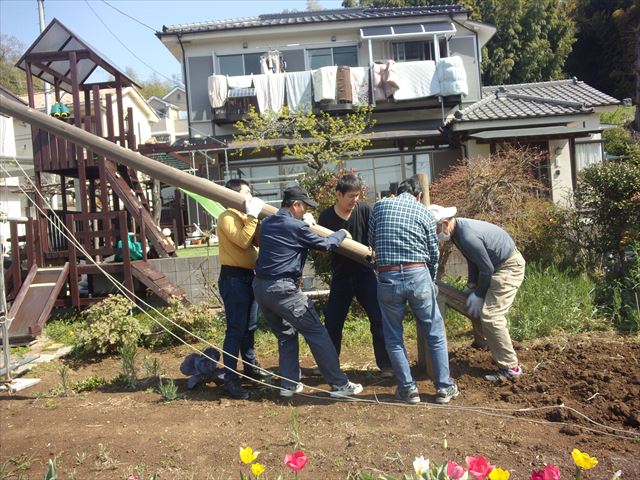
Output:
[255,208,347,280]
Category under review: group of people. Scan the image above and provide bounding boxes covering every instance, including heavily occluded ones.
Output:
[216,174,525,404]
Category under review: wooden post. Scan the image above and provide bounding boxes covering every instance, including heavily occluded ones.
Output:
[119,211,134,301]
[67,214,80,308]
[9,221,22,298]
[415,172,434,377]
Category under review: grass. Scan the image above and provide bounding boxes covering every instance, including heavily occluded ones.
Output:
[176,245,219,258]
[43,314,83,346]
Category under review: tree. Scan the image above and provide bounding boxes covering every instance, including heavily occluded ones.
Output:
[307,0,323,11]
[124,67,174,99]
[233,106,375,171]
[566,0,639,101]
[0,34,28,95]
[341,0,575,86]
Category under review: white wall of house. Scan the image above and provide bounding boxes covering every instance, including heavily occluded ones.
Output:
[465,139,491,159]
[548,138,573,206]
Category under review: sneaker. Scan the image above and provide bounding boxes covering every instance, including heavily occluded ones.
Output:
[244,363,272,380]
[311,367,322,376]
[329,381,363,398]
[224,380,250,400]
[484,365,523,382]
[379,368,395,379]
[435,384,459,404]
[279,383,303,398]
[395,385,421,404]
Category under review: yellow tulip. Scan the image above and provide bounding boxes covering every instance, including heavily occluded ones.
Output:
[489,467,510,480]
[239,446,259,464]
[572,448,598,470]
[251,462,265,477]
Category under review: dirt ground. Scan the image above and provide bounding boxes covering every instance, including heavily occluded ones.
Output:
[1,331,639,479]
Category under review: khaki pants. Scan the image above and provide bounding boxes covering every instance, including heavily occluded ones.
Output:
[476,251,525,369]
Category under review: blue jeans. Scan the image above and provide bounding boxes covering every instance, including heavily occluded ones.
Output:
[324,269,391,369]
[253,277,348,389]
[377,266,454,390]
[219,275,259,383]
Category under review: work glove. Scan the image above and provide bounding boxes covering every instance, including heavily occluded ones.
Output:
[466,292,484,318]
[339,228,352,239]
[302,212,316,226]
[245,197,265,218]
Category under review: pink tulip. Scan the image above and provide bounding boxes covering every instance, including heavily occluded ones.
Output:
[284,451,309,472]
[530,465,560,480]
[447,460,468,480]
[466,455,494,480]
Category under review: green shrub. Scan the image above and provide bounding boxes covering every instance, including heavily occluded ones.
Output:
[509,262,601,340]
[44,314,83,346]
[76,295,144,354]
[144,298,222,347]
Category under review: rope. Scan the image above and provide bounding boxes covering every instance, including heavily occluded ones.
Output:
[1,159,638,441]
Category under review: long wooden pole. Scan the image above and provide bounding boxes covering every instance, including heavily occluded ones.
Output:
[0,96,371,265]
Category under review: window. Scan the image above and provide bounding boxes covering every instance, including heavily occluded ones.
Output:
[178,110,188,120]
[307,46,358,69]
[575,142,603,171]
[391,38,448,62]
[282,50,305,72]
[218,53,265,76]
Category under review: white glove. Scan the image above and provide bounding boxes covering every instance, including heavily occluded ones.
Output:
[302,212,316,226]
[466,292,484,318]
[245,197,265,218]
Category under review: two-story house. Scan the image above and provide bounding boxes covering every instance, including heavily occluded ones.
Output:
[157,5,620,205]
[147,86,190,144]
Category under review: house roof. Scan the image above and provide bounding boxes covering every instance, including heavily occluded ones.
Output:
[159,5,469,35]
[452,78,620,124]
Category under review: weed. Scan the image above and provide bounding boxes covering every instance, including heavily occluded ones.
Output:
[44,313,83,346]
[142,356,164,378]
[158,377,178,402]
[119,342,139,388]
[288,406,302,449]
[95,443,121,470]
[58,364,71,393]
[43,458,57,480]
[74,451,87,465]
[0,453,33,479]
[72,375,107,393]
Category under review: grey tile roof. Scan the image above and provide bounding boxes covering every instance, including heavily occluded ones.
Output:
[160,5,468,35]
[453,78,620,123]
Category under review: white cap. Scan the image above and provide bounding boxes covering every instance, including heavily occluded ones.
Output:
[162,228,172,237]
[428,204,457,222]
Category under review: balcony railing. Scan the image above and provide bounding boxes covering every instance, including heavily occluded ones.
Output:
[209,57,468,124]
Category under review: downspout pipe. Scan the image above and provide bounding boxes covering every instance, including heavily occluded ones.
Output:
[177,33,193,140]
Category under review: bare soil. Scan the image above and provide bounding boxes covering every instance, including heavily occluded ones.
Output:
[2,331,639,479]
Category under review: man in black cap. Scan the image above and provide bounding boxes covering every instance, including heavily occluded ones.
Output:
[253,185,364,398]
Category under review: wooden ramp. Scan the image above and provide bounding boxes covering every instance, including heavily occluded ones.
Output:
[7,264,69,344]
[131,261,188,304]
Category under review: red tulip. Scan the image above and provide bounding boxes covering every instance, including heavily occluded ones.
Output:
[284,451,309,472]
[447,460,468,480]
[530,471,544,480]
[466,455,494,480]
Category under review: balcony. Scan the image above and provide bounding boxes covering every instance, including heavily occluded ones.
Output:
[209,57,468,124]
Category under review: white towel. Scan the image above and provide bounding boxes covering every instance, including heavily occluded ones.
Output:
[393,61,440,100]
[253,73,286,114]
[207,75,228,108]
[227,75,253,89]
[436,56,468,97]
[312,66,337,102]
[350,67,370,106]
[285,71,313,113]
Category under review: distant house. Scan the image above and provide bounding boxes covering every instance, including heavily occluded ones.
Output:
[156,5,620,204]
[147,86,189,144]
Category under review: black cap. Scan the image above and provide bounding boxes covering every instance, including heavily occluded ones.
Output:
[283,186,318,208]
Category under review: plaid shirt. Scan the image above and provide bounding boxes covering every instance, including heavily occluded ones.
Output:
[368,193,439,279]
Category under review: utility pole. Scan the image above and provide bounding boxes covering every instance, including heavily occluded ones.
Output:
[37,0,51,115]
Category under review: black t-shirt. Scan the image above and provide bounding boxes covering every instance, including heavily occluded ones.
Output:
[318,202,371,276]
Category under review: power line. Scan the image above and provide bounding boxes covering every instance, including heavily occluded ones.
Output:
[100,0,156,32]
[83,0,180,86]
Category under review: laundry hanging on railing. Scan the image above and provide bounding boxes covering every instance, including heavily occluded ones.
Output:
[393,61,440,101]
[350,67,370,106]
[436,56,468,97]
[336,66,353,103]
[312,66,337,103]
[253,73,286,113]
[227,75,254,89]
[372,60,400,101]
[285,71,313,113]
[207,75,228,108]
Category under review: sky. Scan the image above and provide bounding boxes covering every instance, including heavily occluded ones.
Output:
[0,0,344,84]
